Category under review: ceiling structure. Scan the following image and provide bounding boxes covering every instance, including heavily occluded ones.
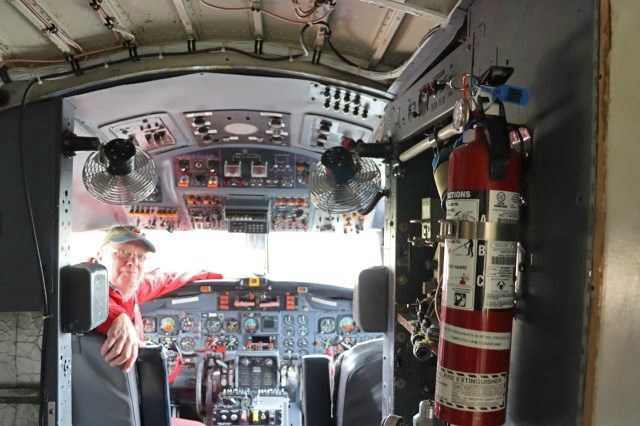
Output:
[0,0,462,100]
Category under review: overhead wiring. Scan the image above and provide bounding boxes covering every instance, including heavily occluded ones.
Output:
[199,0,251,12]
[0,5,445,86]
[17,0,85,54]
[198,0,312,25]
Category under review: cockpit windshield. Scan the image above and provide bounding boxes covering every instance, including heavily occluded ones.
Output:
[71,227,382,287]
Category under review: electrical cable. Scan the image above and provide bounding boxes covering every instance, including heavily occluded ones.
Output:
[17,79,51,426]
[18,79,49,317]
[199,0,251,12]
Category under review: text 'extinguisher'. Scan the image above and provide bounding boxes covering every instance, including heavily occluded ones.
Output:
[434,122,521,426]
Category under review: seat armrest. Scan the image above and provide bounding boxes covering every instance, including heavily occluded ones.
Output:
[301,355,333,426]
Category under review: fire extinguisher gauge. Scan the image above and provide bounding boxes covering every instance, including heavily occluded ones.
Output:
[452,99,469,131]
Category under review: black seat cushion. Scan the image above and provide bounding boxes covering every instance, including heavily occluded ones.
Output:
[72,332,171,426]
[301,355,333,426]
[72,332,142,426]
[333,338,383,426]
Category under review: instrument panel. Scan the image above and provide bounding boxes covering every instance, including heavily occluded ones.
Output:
[140,286,379,361]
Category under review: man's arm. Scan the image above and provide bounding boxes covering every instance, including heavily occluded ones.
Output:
[95,295,128,335]
[100,313,145,373]
[137,270,223,304]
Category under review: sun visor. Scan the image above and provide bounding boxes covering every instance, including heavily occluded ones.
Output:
[353,266,388,332]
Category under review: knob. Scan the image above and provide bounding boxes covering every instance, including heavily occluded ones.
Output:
[193,116,206,126]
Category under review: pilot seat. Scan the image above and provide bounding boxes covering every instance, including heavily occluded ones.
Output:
[72,332,203,426]
[300,266,387,426]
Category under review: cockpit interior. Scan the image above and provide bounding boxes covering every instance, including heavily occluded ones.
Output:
[0,0,637,425]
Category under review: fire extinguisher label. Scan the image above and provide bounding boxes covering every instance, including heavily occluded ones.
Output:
[441,323,511,350]
[435,366,508,412]
[445,190,519,311]
[483,241,517,309]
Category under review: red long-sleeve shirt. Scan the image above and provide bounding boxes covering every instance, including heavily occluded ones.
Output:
[95,270,222,338]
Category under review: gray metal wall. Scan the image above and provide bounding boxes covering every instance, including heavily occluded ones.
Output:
[385,0,598,423]
[0,99,73,425]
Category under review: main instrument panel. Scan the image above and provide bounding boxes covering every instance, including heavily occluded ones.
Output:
[139,278,381,425]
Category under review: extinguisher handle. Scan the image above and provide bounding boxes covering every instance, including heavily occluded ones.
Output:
[479,114,511,180]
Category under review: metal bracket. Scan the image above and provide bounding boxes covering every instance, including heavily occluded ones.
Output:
[438,219,519,242]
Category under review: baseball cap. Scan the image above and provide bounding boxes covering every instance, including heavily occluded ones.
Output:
[101,226,156,253]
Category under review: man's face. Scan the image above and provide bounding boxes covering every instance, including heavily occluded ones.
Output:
[97,241,149,300]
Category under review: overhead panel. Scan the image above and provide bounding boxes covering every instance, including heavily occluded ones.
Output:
[300,114,373,151]
[184,110,291,147]
[99,113,183,153]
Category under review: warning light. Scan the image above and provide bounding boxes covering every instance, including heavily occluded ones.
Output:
[200,286,212,292]
[248,278,260,287]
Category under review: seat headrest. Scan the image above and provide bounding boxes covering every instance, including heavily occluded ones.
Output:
[353,266,388,332]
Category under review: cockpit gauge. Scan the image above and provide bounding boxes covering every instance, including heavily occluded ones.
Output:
[179,316,196,333]
[225,335,239,351]
[205,335,219,349]
[284,326,295,336]
[179,336,196,352]
[204,317,222,333]
[339,316,357,334]
[298,325,309,336]
[319,317,336,334]
[299,350,309,357]
[142,317,157,333]
[223,318,239,333]
[243,317,259,333]
[159,317,177,335]
[283,338,295,349]
[317,337,333,350]
[297,314,308,325]
[298,338,308,348]
[283,314,294,325]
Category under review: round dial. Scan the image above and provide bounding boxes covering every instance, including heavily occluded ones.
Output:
[298,325,309,336]
[283,314,294,325]
[318,337,333,350]
[223,318,239,333]
[142,317,156,333]
[243,317,259,333]
[179,336,196,352]
[283,338,295,349]
[205,335,219,349]
[298,338,308,348]
[225,335,239,351]
[319,317,336,334]
[159,317,176,334]
[297,315,308,325]
[204,317,222,333]
[298,350,309,357]
[339,316,357,334]
[284,326,295,336]
[179,316,196,333]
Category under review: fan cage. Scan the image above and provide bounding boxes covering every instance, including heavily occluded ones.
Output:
[309,155,381,214]
[83,149,157,205]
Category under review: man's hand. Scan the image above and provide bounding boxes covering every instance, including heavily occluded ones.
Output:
[100,313,145,373]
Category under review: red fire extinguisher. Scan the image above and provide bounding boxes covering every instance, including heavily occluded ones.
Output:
[434,116,522,426]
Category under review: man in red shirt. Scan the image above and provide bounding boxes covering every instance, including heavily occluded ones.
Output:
[94,226,222,372]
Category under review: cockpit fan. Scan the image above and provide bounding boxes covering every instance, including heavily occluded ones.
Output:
[309,146,384,215]
[81,138,157,205]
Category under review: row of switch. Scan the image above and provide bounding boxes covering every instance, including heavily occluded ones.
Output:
[213,408,282,425]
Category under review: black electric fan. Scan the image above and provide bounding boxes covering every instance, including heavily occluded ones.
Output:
[73,138,157,205]
[309,146,384,214]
